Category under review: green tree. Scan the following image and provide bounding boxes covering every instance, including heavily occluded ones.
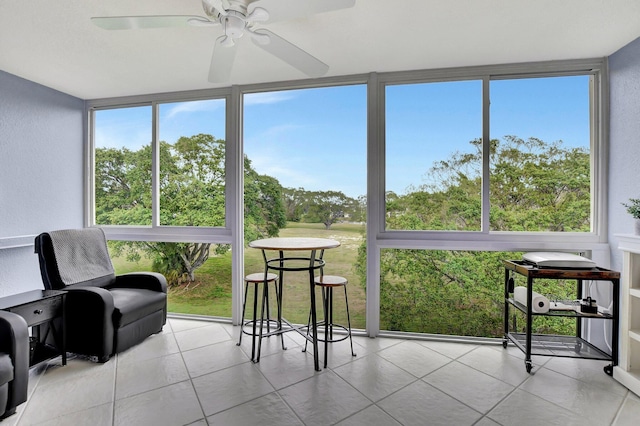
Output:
[359,136,590,337]
[244,156,287,242]
[281,187,309,222]
[96,134,286,286]
[95,145,153,226]
[305,190,355,229]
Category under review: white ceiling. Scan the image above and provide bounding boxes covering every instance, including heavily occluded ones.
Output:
[2,0,640,100]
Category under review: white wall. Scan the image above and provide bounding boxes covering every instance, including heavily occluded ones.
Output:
[0,70,85,296]
[608,37,640,273]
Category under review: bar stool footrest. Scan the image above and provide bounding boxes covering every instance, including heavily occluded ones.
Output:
[241,319,280,337]
[312,322,351,343]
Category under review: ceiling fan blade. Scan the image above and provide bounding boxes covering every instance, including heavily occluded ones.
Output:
[250,29,328,78]
[208,36,238,83]
[91,16,214,30]
[248,0,355,23]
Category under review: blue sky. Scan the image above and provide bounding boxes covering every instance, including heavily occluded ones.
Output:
[95,75,589,199]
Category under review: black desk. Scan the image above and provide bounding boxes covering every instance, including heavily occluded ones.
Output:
[0,290,66,366]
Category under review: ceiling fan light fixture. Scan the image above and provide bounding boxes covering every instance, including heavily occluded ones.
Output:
[222,11,246,39]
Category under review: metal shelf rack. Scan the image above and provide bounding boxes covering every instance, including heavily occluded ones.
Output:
[502,260,619,375]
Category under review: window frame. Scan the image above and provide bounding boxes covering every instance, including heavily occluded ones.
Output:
[87,90,235,244]
[372,59,607,246]
[86,58,609,337]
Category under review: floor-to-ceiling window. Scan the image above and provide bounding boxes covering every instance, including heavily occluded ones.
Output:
[243,84,367,328]
[91,96,233,317]
[87,59,607,338]
[377,69,600,337]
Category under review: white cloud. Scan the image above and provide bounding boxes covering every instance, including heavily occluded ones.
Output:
[244,92,296,106]
[164,99,224,119]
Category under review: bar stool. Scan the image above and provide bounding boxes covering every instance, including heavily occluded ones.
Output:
[305,275,356,368]
[237,272,284,361]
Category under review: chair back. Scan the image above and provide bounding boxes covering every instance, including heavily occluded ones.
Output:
[35,228,116,290]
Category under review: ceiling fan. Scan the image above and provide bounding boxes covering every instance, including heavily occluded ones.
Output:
[91,0,355,83]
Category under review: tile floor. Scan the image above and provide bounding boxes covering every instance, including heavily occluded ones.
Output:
[4,317,640,426]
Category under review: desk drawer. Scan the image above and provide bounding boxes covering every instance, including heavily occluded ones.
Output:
[8,296,62,326]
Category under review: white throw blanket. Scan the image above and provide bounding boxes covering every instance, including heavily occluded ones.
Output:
[49,228,115,285]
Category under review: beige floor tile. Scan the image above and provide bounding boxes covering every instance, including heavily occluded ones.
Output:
[613,394,640,426]
[256,349,318,390]
[378,340,452,377]
[458,344,530,387]
[115,352,190,399]
[192,363,275,416]
[23,403,113,426]
[207,392,303,426]
[19,359,115,425]
[488,389,599,426]
[333,354,416,402]
[113,380,203,426]
[519,366,626,425]
[182,340,251,378]
[418,339,478,359]
[377,379,482,425]
[173,323,232,352]
[278,370,371,425]
[116,331,179,365]
[335,404,402,426]
[423,360,514,413]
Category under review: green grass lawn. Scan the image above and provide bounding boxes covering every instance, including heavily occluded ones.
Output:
[110,222,367,328]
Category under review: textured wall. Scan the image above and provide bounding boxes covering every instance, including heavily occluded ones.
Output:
[608,37,640,273]
[0,70,84,295]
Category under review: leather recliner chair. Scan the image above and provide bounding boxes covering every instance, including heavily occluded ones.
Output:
[34,228,167,362]
[0,311,28,421]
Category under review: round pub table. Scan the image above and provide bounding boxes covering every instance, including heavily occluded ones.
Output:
[248,237,340,371]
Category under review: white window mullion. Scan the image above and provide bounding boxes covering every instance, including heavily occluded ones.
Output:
[86,109,96,228]
[367,72,382,337]
[151,101,160,227]
[229,86,244,325]
[481,76,491,233]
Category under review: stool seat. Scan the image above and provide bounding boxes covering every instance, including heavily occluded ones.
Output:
[245,272,278,283]
[314,275,347,287]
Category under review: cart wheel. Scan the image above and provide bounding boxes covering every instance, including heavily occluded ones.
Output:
[525,361,533,374]
[604,364,613,376]
[502,338,508,348]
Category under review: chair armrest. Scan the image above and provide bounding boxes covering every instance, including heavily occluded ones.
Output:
[65,286,115,315]
[64,287,116,357]
[111,272,168,294]
[0,311,29,410]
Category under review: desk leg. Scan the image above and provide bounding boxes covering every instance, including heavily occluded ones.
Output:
[309,249,320,371]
